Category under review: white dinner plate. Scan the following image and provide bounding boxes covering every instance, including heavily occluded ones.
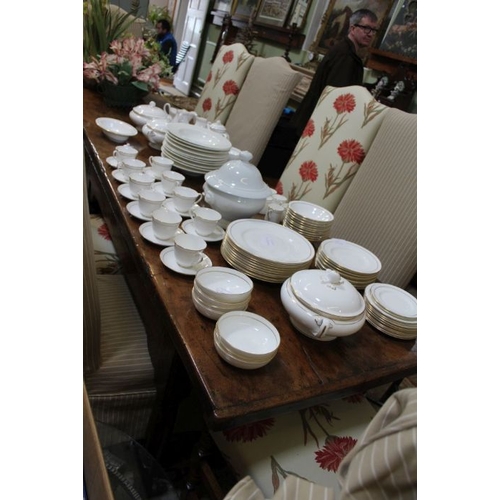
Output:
[366,283,417,319]
[226,219,315,265]
[167,123,232,151]
[320,239,382,275]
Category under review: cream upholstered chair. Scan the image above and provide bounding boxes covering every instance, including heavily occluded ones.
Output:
[276,85,388,213]
[84,163,157,441]
[194,43,255,125]
[328,107,417,288]
[224,57,302,165]
[220,389,417,500]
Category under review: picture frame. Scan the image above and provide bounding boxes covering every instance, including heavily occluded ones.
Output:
[286,0,313,30]
[232,0,261,21]
[254,0,295,28]
[378,0,416,60]
[213,0,232,13]
[310,0,395,55]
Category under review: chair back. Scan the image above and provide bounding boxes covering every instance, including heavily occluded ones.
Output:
[329,107,417,288]
[225,57,302,165]
[277,86,388,213]
[194,43,255,125]
[83,159,102,373]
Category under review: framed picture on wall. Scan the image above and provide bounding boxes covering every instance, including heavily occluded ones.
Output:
[286,0,313,30]
[232,0,261,21]
[311,0,395,55]
[213,0,232,13]
[254,0,295,27]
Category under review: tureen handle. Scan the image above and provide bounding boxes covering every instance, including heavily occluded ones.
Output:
[323,270,343,285]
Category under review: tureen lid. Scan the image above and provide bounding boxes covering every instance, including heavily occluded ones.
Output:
[146,118,170,133]
[290,269,365,319]
[132,101,168,119]
[204,151,272,199]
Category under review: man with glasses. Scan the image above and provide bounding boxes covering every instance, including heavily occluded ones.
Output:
[291,8,378,135]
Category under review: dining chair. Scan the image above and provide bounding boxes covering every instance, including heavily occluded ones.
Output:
[194,43,256,125]
[276,85,388,214]
[224,56,303,165]
[328,107,417,288]
[83,161,158,441]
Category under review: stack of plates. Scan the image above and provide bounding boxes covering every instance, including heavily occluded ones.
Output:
[315,238,381,289]
[213,311,280,370]
[161,123,231,176]
[364,283,417,339]
[220,219,315,283]
[283,201,334,242]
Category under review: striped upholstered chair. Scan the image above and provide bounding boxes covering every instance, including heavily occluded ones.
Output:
[83,165,157,441]
[328,107,417,288]
[223,56,302,165]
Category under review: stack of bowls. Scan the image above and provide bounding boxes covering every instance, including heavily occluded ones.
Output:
[315,238,381,289]
[282,201,334,242]
[213,311,280,369]
[192,266,253,320]
[364,283,417,339]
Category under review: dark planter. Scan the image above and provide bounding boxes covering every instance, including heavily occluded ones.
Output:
[99,81,148,108]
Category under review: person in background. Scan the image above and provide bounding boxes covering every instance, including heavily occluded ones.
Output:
[258,9,379,178]
[291,8,379,135]
[156,19,177,68]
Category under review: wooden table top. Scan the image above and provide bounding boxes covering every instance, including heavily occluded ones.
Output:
[83,87,417,431]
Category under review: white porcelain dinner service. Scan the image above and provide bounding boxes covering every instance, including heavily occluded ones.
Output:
[364,283,417,340]
[161,123,231,176]
[191,266,253,321]
[220,219,316,283]
[96,117,138,143]
[315,238,382,289]
[282,201,335,243]
[213,311,280,369]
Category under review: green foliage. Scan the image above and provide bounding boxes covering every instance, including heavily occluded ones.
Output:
[147,5,172,26]
[83,0,140,62]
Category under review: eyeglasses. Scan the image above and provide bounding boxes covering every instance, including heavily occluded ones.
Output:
[354,24,378,35]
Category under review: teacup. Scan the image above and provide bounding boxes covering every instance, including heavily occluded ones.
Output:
[119,158,146,180]
[189,206,221,237]
[129,171,155,196]
[149,156,173,177]
[138,189,166,217]
[151,208,182,240]
[174,233,207,268]
[161,170,185,195]
[172,186,203,214]
[113,144,138,161]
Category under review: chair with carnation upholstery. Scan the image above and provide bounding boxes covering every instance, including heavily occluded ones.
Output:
[223,56,302,165]
[194,43,255,125]
[276,85,388,214]
[84,158,167,441]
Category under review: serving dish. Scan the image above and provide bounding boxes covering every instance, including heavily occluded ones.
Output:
[95,117,138,143]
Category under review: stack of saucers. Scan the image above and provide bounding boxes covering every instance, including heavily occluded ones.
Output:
[282,201,334,242]
[213,311,280,369]
[192,266,253,320]
[220,219,315,283]
[315,238,381,289]
[161,123,231,176]
[364,283,417,339]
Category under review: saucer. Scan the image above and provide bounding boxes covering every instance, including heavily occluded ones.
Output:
[106,156,119,168]
[126,201,151,221]
[181,219,225,242]
[139,222,184,246]
[112,169,128,183]
[117,183,138,200]
[162,198,198,217]
[160,247,212,276]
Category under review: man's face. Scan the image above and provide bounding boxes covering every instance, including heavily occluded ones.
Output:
[156,23,166,35]
[349,16,378,48]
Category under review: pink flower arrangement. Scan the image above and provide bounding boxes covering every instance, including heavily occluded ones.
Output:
[83,37,162,92]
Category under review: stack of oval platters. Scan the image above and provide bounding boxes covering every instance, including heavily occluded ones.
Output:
[282,201,334,243]
[315,238,382,289]
[221,219,315,283]
[364,283,417,340]
[161,123,231,176]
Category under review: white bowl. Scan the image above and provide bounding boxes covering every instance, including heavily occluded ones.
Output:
[215,311,280,359]
[287,200,334,222]
[213,334,271,369]
[195,266,253,303]
[96,117,138,143]
[193,283,250,310]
